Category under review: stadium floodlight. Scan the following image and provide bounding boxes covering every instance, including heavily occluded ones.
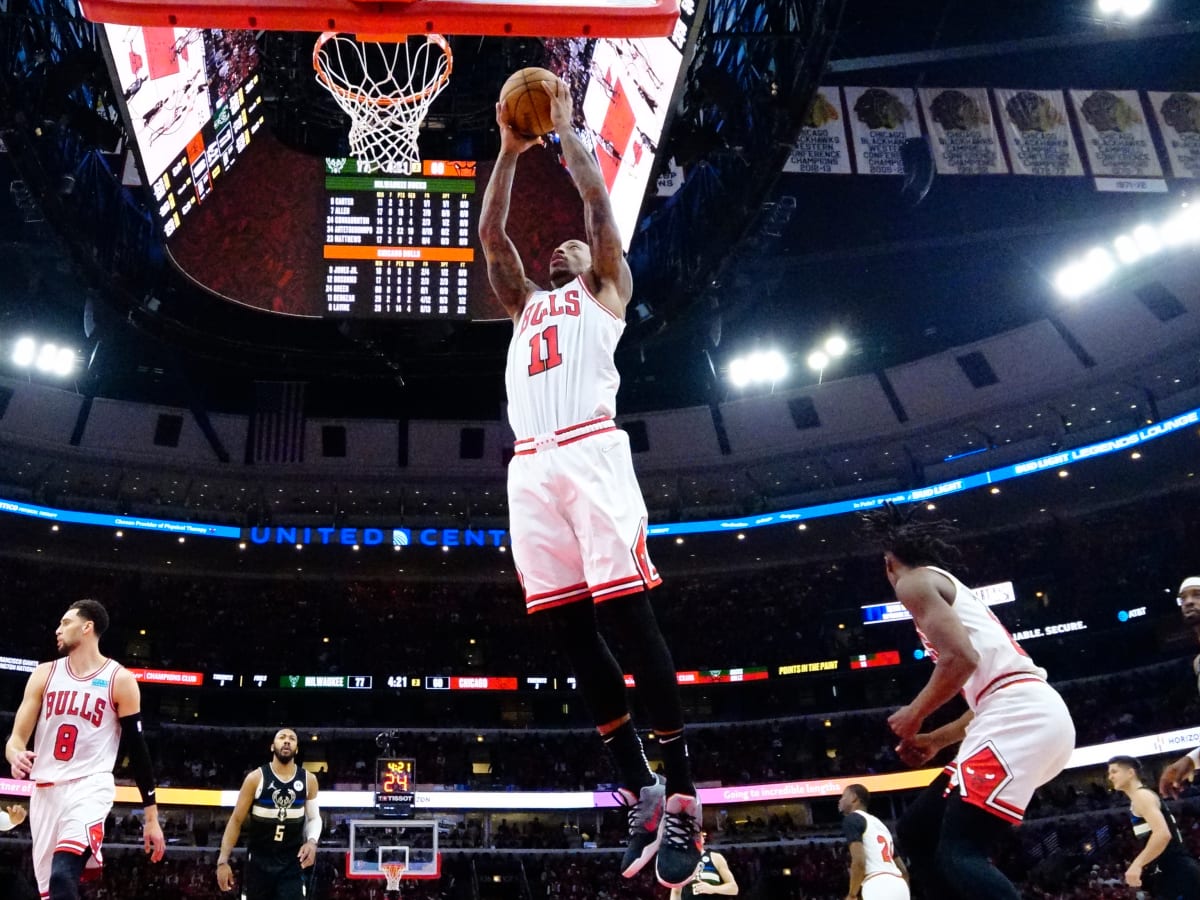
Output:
[1112,234,1141,265]
[12,337,36,367]
[807,350,830,372]
[728,349,788,388]
[1131,223,1162,255]
[1098,0,1152,16]
[824,335,848,358]
[10,336,79,377]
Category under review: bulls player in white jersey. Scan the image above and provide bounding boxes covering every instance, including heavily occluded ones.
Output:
[5,600,165,900]
[479,77,701,888]
[862,506,1075,900]
[838,784,909,900]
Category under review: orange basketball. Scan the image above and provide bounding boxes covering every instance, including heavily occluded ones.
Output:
[499,67,558,139]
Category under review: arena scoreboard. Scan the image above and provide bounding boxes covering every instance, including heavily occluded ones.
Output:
[376,757,416,817]
[323,158,477,318]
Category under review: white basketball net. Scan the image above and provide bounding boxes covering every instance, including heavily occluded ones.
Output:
[313,33,452,174]
[381,861,407,892]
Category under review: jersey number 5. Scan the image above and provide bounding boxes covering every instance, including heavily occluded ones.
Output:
[527,325,563,376]
[275,824,286,842]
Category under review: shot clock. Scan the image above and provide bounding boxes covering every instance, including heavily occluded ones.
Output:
[376,757,416,817]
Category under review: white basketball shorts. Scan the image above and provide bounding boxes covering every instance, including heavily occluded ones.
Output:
[30,771,115,897]
[946,679,1075,823]
[508,423,661,613]
[862,872,911,900]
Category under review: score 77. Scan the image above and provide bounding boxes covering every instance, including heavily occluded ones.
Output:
[527,325,563,376]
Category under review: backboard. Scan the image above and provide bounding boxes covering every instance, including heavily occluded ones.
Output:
[77,0,680,39]
[347,819,441,881]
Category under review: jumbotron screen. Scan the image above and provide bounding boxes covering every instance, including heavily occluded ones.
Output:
[101,25,264,238]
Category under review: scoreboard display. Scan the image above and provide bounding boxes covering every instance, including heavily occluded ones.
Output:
[376,757,416,816]
[323,159,477,318]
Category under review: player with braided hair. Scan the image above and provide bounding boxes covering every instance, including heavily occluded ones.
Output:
[860,504,1075,900]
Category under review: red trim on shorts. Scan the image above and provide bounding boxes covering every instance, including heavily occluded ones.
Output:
[64,657,111,682]
[972,671,1046,707]
[525,583,592,614]
[576,276,622,322]
[863,872,906,882]
[526,592,592,614]
[594,579,662,604]
[55,845,86,856]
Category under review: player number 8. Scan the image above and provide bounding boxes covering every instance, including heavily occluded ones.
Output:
[53,723,79,761]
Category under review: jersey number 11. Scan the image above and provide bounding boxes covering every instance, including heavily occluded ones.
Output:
[527,326,563,376]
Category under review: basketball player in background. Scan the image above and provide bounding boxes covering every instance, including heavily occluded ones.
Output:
[1108,755,1200,898]
[216,728,321,898]
[4,599,165,900]
[1159,577,1200,799]
[479,76,702,888]
[668,833,738,898]
[838,784,909,900]
[861,506,1075,900]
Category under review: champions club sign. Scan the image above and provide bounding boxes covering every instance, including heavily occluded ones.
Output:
[244,526,510,548]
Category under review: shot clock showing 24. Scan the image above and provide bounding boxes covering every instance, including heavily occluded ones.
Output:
[376,757,416,817]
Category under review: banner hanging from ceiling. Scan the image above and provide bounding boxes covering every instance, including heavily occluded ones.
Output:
[1148,91,1200,179]
[1070,88,1164,179]
[844,86,922,175]
[919,87,1008,175]
[784,86,852,174]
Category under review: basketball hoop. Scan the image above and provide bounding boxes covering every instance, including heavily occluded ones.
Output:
[381,861,407,892]
[313,32,452,174]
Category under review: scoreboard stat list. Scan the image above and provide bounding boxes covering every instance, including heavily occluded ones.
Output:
[323,161,477,318]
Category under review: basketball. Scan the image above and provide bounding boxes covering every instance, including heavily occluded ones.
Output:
[499,67,559,138]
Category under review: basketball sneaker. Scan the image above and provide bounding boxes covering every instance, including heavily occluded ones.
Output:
[617,774,666,877]
[655,792,703,888]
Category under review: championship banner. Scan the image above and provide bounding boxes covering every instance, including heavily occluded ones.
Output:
[1069,89,1164,178]
[918,87,1007,175]
[1149,91,1200,178]
[844,86,922,175]
[994,88,1084,176]
[785,86,851,174]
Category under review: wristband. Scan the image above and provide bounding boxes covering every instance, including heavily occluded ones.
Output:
[1187,748,1200,767]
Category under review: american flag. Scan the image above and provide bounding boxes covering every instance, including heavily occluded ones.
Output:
[249,381,306,464]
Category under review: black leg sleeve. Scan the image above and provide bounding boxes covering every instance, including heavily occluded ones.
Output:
[48,851,88,900]
[897,771,955,900]
[935,794,1020,900]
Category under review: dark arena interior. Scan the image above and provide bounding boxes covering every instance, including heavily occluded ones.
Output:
[3,0,1200,897]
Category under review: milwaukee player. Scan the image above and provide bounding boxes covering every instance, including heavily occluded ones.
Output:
[668,834,738,898]
[1109,756,1200,897]
[862,506,1075,900]
[479,76,701,888]
[216,728,321,899]
[838,784,909,900]
[5,600,165,900]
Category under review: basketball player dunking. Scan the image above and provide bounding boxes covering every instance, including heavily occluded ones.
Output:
[4,600,165,900]
[216,728,321,899]
[479,76,701,888]
[862,507,1075,900]
[838,784,909,900]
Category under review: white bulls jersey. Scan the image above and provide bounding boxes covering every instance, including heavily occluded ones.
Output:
[916,566,1045,709]
[30,658,123,782]
[850,811,904,880]
[505,276,624,439]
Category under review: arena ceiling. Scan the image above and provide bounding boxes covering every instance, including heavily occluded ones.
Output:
[0,0,1198,421]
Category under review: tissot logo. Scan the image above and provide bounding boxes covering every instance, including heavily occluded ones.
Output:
[245,526,509,547]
